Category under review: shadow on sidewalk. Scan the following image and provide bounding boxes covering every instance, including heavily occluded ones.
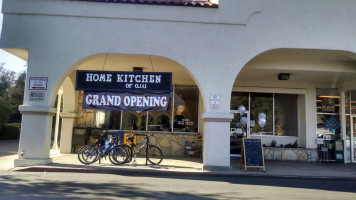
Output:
[0,140,19,157]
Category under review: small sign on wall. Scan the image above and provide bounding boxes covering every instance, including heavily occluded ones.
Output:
[316,138,324,145]
[323,134,332,141]
[210,94,220,110]
[29,77,48,90]
[29,91,45,102]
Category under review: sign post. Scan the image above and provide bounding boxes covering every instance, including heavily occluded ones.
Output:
[240,138,266,172]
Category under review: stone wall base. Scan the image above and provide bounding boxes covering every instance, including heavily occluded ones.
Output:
[264,147,318,162]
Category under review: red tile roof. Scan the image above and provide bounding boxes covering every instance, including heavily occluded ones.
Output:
[70,0,218,8]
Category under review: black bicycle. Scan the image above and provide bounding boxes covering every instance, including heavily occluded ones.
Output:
[123,133,163,165]
[78,134,129,165]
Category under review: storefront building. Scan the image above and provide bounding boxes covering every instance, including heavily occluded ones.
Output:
[1,0,356,169]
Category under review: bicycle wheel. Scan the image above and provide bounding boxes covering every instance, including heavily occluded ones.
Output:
[79,145,98,165]
[77,145,88,164]
[109,145,129,165]
[121,144,132,163]
[147,145,163,165]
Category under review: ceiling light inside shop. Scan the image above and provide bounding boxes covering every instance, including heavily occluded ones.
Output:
[278,73,290,80]
[133,67,143,72]
[318,96,340,98]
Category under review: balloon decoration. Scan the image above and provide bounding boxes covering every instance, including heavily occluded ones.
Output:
[240,116,248,126]
[258,117,266,128]
[238,105,246,115]
[258,112,266,120]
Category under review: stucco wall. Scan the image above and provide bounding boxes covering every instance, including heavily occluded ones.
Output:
[2,0,356,166]
[2,0,356,110]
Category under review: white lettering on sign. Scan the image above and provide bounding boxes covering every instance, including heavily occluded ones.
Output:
[85,94,167,107]
[116,74,161,83]
[29,77,48,90]
[29,91,45,102]
[83,72,166,90]
[86,73,112,82]
[210,94,220,110]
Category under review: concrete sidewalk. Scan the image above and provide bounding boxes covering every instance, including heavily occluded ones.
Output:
[8,151,356,179]
[1,140,356,179]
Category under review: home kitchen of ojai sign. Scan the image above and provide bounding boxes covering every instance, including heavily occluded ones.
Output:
[76,70,172,111]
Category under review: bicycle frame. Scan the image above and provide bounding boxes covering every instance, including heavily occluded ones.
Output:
[128,134,150,164]
[95,138,117,163]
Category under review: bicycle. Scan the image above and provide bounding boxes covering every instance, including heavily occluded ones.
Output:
[124,133,163,165]
[78,134,129,165]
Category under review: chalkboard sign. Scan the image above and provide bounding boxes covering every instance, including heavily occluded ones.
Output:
[241,138,265,172]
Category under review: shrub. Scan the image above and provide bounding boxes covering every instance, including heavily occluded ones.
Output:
[292,140,298,148]
[0,98,13,123]
[0,123,20,140]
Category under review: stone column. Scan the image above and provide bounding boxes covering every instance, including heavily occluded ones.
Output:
[52,87,63,150]
[202,112,233,171]
[59,112,76,154]
[15,105,56,167]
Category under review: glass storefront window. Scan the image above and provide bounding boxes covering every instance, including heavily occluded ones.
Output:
[93,85,199,133]
[346,115,351,161]
[316,88,340,114]
[345,90,356,162]
[250,93,273,135]
[230,92,298,137]
[121,111,138,130]
[94,110,106,128]
[108,111,121,129]
[345,91,351,114]
[351,91,356,114]
[230,92,249,111]
[173,86,199,132]
[316,88,341,139]
[274,94,298,136]
[148,111,171,131]
[230,92,249,131]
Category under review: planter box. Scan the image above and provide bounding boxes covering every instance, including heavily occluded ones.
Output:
[263,147,318,162]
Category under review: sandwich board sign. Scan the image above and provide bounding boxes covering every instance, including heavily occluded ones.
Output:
[240,138,266,172]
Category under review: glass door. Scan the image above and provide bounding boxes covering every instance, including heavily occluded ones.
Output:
[352,117,356,162]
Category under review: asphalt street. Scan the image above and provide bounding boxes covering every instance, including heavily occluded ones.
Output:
[1,140,356,199]
[0,171,355,200]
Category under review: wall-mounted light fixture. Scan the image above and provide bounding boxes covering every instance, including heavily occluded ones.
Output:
[133,67,143,72]
[278,73,290,80]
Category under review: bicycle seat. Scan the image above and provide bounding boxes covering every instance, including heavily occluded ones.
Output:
[127,136,134,141]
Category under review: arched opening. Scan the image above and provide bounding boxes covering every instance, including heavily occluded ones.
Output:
[54,53,204,159]
[230,48,356,162]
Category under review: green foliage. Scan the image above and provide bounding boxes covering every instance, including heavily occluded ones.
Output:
[0,65,15,97]
[0,123,21,140]
[292,140,298,148]
[0,66,26,123]
[0,98,13,123]
[8,72,26,123]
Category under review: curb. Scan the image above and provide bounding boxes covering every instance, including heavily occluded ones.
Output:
[13,166,356,181]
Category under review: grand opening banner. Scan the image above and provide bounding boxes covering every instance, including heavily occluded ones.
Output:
[76,70,172,92]
[83,91,170,111]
